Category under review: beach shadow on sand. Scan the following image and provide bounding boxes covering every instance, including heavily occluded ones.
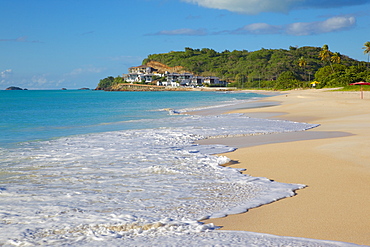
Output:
[197,130,353,149]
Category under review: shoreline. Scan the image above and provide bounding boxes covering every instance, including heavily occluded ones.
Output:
[100,83,237,91]
[201,89,370,246]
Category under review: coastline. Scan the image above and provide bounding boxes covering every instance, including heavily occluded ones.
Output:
[201,89,370,246]
[101,83,236,91]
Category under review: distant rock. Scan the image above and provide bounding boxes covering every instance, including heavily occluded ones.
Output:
[5,86,23,90]
[78,88,90,90]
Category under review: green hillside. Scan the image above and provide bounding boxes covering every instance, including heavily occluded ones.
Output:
[142,46,369,89]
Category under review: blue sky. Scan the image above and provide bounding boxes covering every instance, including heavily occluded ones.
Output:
[1,0,369,89]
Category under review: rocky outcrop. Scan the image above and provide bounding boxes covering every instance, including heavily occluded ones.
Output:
[108,83,193,91]
[146,61,190,74]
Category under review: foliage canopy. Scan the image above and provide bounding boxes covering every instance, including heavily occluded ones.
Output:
[97,45,370,90]
[142,46,366,89]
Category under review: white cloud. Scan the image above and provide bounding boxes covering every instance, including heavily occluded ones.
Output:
[0,36,42,43]
[182,0,304,14]
[150,15,355,37]
[182,0,370,14]
[32,74,48,85]
[148,28,208,36]
[0,69,13,85]
[233,23,282,34]
[319,16,356,33]
[0,69,97,89]
[286,16,356,35]
[1,69,12,78]
[224,15,356,36]
[67,66,105,76]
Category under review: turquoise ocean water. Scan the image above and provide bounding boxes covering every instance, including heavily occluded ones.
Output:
[0,90,348,247]
[0,90,265,146]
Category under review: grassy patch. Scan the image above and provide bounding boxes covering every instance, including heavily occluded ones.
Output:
[335,85,370,91]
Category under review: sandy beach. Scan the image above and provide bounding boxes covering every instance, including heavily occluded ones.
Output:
[201,89,370,246]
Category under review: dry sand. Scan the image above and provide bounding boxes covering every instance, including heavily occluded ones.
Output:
[201,89,370,246]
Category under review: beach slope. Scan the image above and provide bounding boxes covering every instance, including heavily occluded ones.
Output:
[202,89,370,245]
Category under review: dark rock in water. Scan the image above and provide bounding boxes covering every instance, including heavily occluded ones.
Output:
[62,88,67,90]
[5,86,23,90]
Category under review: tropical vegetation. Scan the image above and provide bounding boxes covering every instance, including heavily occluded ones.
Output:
[363,41,370,64]
[97,43,370,90]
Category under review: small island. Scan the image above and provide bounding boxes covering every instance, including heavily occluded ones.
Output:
[6,86,24,90]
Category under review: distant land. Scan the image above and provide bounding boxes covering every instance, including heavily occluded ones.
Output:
[3,87,92,91]
[97,45,370,91]
[6,86,27,90]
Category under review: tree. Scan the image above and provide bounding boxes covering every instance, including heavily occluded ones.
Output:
[235,73,247,88]
[363,41,370,67]
[184,47,195,57]
[139,46,361,89]
[315,64,346,87]
[319,44,333,72]
[331,52,341,64]
[97,76,114,90]
[275,71,300,89]
[298,56,307,67]
[113,76,125,84]
[298,56,307,81]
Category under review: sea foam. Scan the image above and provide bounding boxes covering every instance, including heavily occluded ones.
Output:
[0,113,354,246]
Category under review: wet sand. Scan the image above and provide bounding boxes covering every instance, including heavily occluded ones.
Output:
[201,89,370,246]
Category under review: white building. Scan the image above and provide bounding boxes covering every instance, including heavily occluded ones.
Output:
[190,76,204,87]
[157,81,180,87]
[124,65,224,87]
[128,65,156,74]
[203,76,220,85]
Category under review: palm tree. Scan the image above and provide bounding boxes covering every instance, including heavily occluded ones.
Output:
[298,56,307,67]
[331,52,341,64]
[298,56,307,81]
[319,44,330,60]
[319,44,334,72]
[363,41,370,68]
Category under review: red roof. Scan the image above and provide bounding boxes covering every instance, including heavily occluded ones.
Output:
[349,82,370,85]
